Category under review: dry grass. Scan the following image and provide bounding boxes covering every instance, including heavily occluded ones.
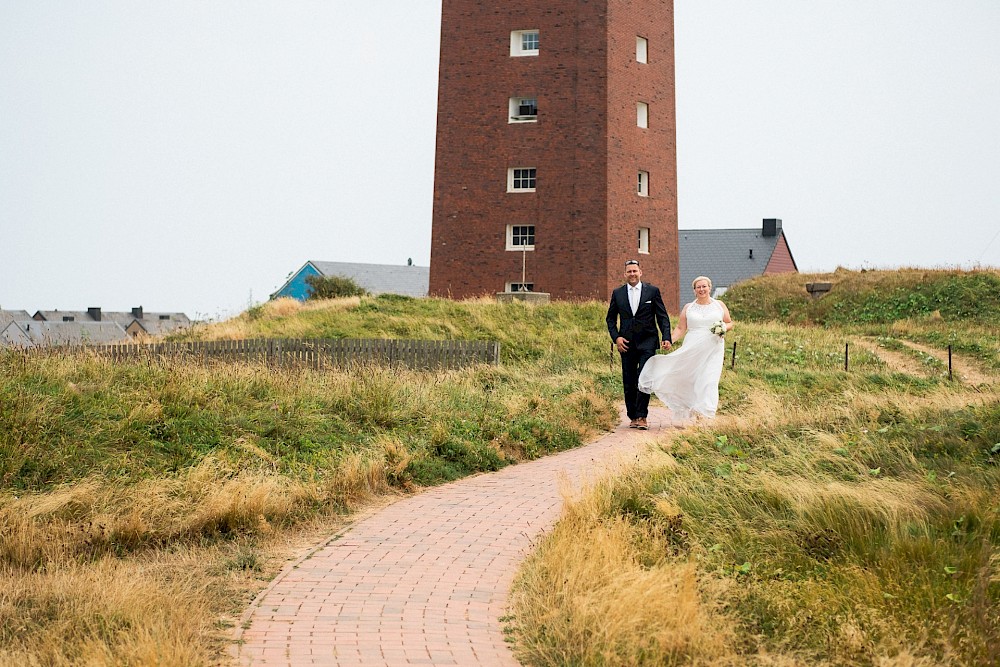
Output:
[0,556,214,666]
[0,300,617,665]
[509,474,733,666]
[186,296,363,340]
[508,344,1000,666]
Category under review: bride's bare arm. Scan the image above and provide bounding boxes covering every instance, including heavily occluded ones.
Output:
[720,301,734,333]
[671,304,689,342]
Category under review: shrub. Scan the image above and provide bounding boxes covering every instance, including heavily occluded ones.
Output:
[305,274,367,299]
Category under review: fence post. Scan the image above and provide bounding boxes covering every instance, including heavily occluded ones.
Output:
[844,342,849,372]
[948,345,953,381]
[730,340,736,369]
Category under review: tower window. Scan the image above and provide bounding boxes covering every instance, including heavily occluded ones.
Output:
[638,171,649,197]
[636,36,648,63]
[638,227,650,254]
[511,30,539,57]
[508,168,537,192]
[509,97,538,123]
[507,224,535,250]
[637,102,648,128]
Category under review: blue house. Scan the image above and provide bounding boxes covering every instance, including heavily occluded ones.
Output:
[271,261,430,301]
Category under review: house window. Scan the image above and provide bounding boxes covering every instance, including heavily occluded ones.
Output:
[507,282,534,292]
[507,224,535,250]
[508,167,536,192]
[636,36,648,63]
[638,171,649,196]
[637,102,648,128]
[510,30,539,56]
[638,227,650,254]
[509,97,538,123]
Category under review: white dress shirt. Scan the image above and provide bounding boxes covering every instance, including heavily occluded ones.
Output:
[628,282,642,315]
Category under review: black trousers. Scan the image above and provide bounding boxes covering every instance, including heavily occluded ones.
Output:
[620,347,656,420]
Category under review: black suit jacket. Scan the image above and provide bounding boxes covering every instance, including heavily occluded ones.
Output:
[606,282,672,351]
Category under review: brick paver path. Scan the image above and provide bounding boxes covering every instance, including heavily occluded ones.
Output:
[235,405,674,666]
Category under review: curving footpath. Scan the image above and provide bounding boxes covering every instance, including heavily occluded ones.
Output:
[234,406,674,666]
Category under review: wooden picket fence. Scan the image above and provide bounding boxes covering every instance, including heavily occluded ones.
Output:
[84,338,500,370]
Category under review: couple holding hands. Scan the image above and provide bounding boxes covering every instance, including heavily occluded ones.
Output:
[606,259,734,429]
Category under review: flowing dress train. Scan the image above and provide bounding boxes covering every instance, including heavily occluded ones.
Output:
[638,299,725,420]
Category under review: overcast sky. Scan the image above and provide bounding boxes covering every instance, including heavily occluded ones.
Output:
[2,1,998,319]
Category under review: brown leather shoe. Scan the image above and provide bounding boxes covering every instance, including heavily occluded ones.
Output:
[636,417,648,430]
[628,419,638,429]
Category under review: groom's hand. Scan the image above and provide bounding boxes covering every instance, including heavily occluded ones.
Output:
[616,337,629,353]
[661,340,671,350]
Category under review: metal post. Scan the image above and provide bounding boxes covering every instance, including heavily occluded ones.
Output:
[730,340,736,369]
[948,345,953,381]
[845,342,849,371]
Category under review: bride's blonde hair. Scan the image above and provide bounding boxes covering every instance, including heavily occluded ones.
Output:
[692,276,713,290]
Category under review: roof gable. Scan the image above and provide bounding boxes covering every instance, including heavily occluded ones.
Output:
[677,224,796,305]
[0,310,32,328]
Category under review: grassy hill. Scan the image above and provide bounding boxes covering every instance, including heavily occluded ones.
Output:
[2,277,998,665]
[723,267,1000,325]
[0,295,622,664]
[507,270,1000,666]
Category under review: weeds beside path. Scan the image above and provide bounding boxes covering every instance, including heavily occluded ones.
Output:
[849,336,933,378]
[233,406,673,667]
[896,338,995,386]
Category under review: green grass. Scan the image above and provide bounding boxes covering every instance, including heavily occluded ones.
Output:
[506,269,999,666]
[3,272,999,665]
[0,353,614,494]
[724,267,1000,326]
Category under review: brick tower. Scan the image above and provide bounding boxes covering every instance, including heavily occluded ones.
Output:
[428,0,679,311]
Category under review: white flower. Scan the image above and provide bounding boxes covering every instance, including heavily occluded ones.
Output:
[710,320,726,337]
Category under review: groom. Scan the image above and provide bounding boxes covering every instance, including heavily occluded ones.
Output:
[606,259,672,430]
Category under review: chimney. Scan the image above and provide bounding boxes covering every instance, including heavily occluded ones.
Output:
[87,307,102,321]
[762,218,781,237]
[131,306,143,319]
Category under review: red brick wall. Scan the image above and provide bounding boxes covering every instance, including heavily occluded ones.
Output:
[764,234,798,274]
[429,0,678,311]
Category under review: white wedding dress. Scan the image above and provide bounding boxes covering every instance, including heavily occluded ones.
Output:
[638,299,725,420]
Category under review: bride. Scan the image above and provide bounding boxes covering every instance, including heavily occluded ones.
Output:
[638,276,734,422]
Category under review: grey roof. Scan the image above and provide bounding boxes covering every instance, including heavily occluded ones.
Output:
[0,322,32,347]
[3,320,130,347]
[106,311,191,330]
[33,310,93,322]
[0,310,32,328]
[677,222,794,305]
[308,261,429,297]
[31,308,191,335]
[126,314,192,336]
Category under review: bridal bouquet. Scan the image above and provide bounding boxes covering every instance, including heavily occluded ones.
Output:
[710,320,726,337]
